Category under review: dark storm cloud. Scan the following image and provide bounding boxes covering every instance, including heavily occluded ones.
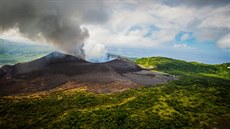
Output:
[0,0,109,58]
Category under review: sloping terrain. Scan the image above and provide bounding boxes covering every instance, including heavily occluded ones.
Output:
[0,39,54,66]
[0,52,175,96]
[0,57,229,129]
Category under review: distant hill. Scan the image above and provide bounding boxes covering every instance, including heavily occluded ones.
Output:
[108,53,138,61]
[0,39,54,66]
[135,56,230,78]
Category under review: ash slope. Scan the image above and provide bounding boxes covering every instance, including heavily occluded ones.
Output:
[0,52,175,96]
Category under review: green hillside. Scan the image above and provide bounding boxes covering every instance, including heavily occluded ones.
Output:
[0,57,230,129]
[135,57,229,77]
[0,39,54,66]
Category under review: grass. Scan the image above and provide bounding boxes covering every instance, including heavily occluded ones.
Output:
[0,40,54,66]
[0,57,230,129]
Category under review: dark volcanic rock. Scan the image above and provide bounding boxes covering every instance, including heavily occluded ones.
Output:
[105,58,142,73]
[15,51,87,74]
[0,65,15,79]
[0,51,176,96]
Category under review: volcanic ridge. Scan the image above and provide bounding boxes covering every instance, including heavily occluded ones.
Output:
[0,52,176,96]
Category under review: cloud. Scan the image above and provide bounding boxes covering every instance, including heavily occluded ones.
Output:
[180,33,190,41]
[0,28,33,43]
[173,44,195,49]
[100,1,230,49]
[174,44,188,48]
[85,24,178,48]
[217,34,230,48]
[0,0,229,54]
[198,6,230,29]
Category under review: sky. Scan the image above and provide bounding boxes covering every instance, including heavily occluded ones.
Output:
[0,0,229,64]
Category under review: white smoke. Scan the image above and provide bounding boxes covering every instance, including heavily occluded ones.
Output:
[83,42,111,62]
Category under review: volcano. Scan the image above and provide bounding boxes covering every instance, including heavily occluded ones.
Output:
[0,52,176,96]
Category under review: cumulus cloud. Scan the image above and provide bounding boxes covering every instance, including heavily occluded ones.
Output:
[217,34,230,48]
[82,0,229,51]
[110,1,229,49]
[198,6,230,29]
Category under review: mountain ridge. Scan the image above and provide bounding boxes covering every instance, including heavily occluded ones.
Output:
[0,51,175,96]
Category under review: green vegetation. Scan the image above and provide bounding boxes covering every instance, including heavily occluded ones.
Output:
[0,40,53,66]
[135,57,229,77]
[0,57,230,129]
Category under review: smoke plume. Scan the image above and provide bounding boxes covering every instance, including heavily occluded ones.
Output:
[0,0,109,59]
[83,42,110,62]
